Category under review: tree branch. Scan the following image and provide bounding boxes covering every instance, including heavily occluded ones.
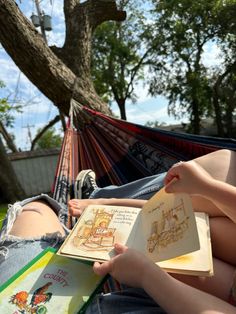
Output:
[0,121,18,152]
[0,0,111,116]
[31,115,60,151]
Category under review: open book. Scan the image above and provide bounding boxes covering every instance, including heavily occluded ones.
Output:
[58,188,213,276]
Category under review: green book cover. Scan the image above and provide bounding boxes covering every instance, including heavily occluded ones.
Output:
[0,247,105,313]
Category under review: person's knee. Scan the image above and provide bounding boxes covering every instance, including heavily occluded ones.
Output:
[9,203,65,238]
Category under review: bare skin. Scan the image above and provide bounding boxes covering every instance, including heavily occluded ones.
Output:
[9,200,66,238]
[93,244,236,314]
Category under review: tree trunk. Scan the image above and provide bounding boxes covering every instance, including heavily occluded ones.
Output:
[117,99,127,120]
[225,93,234,137]
[213,86,225,137]
[0,0,126,116]
[212,83,225,137]
[0,137,26,202]
[191,98,200,134]
[0,121,18,152]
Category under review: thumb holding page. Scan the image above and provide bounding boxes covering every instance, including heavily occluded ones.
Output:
[93,244,128,276]
[165,177,179,193]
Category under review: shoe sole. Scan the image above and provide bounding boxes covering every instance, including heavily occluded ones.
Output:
[74,169,96,199]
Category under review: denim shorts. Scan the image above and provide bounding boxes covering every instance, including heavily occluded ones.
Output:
[90,173,166,200]
[85,288,166,314]
[0,194,70,285]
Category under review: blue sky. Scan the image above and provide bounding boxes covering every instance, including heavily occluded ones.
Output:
[0,0,222,151]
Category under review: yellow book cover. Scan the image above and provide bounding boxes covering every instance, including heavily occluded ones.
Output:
[0,247,105,314]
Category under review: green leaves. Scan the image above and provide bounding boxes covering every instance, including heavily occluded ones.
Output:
[147,0,236,134]
[0,80,22,128]
[34,127,62,150]
[91,1,150,119]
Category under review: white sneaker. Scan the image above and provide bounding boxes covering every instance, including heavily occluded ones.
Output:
[74,169,98,199]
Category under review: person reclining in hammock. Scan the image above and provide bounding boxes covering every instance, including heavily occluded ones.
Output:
[0,149,235,313]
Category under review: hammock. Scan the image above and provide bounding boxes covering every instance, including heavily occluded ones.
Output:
[52,100,236,214]
[51,101,236,292]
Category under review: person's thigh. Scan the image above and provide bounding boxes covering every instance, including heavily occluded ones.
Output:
[1,194,69,239]
[191,149,236,216]
[194,149,236,185]
[172,257,235,302]
[210,217,236,265]
[9,201,66,238]
[0,194,69,284]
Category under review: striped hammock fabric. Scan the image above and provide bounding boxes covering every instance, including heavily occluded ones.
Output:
[52,102,236,213]
[51,101,236,290]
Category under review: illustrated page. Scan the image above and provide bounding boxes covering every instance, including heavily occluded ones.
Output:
[157,212,213,275]
[142,188,200,262]
[59,205,142,261]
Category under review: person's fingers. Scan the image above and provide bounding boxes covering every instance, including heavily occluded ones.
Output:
[114,243,128,254]
[164,163,182,185]
[165,177,179,193]
[68,199,77,204]
[93,261,112,276]
[164,172,177,186]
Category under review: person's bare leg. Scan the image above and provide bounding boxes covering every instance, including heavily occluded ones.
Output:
[187,150,236,264]
[172,258,235,302]
[9,200,66,238]
[210,217,236,265]
[191,149,236,216]
[194,149,236,185]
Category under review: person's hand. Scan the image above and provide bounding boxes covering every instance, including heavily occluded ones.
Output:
[164,160,213,196]
[68,199,98,217]
[93,243,154,288]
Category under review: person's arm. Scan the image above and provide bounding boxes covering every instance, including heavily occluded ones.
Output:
[93,244,236,314]
[165,161,236,223]
[144,264,236,314]
[68,198,147,217]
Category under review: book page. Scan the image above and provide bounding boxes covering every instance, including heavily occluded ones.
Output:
[59,205,141,261]
[126,212,146,251]
[142,188,200,262]
[157,212,213,276]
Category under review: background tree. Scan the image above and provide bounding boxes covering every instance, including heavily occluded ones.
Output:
[148,0,236,135]
[0,80,25,202]
[0,136,26,202]
[210,34,236,136]
[0,80,22,152]
[92,0,151,120]
[34,127,62,150]
[147,0,217,134]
